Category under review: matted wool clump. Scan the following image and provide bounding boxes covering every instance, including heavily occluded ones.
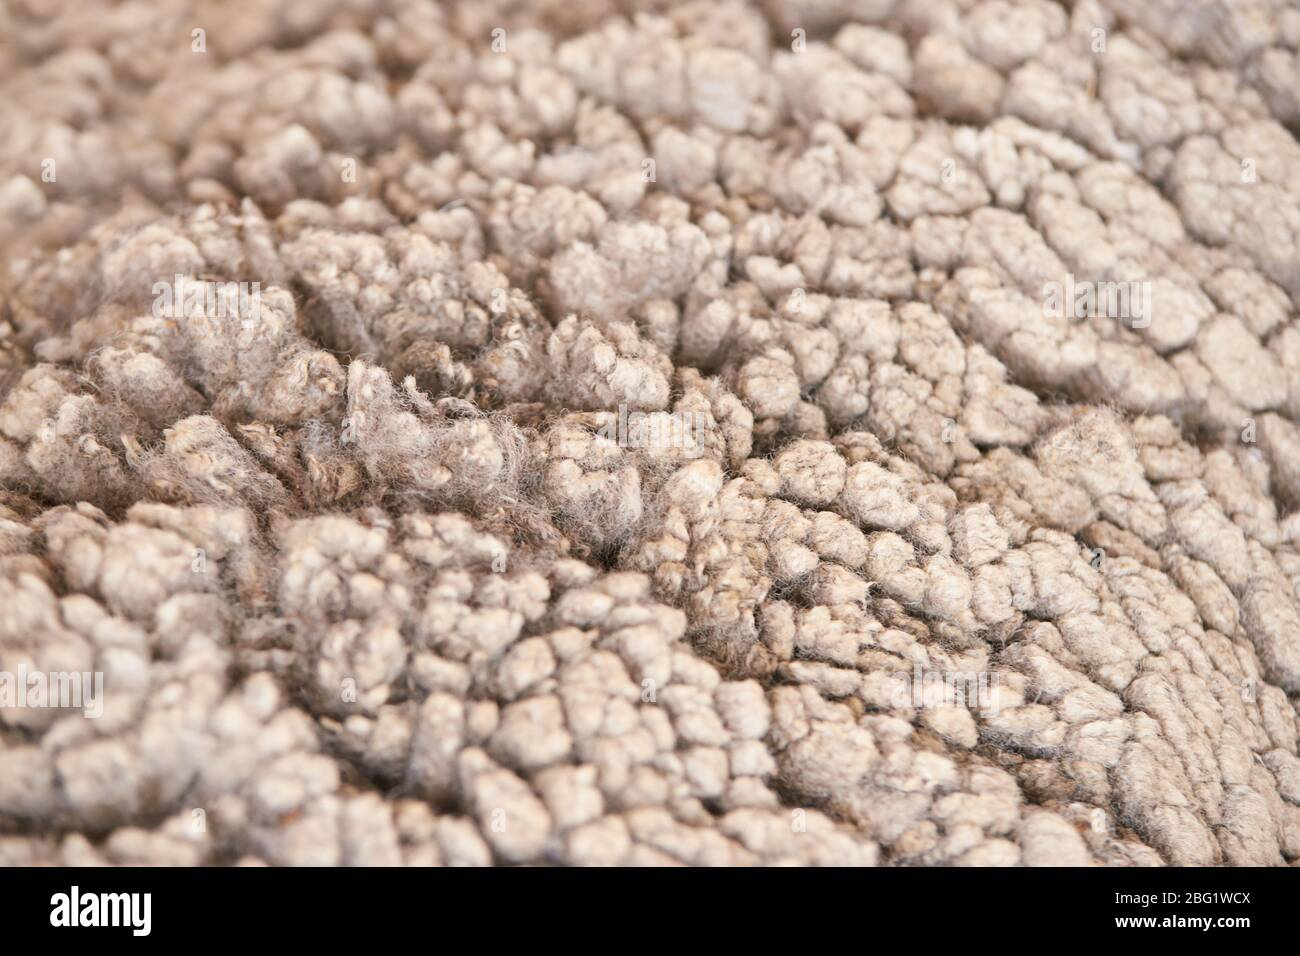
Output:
[2,0,1300,867]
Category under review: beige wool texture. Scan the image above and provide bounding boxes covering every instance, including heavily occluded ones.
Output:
[2,0,1300,867]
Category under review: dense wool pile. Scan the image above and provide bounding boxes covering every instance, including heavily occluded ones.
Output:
[2,0,1300,867]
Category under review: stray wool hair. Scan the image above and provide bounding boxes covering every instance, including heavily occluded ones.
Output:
[1,0,1300,867]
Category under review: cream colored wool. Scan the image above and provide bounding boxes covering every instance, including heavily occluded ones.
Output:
[1,0,1300,867]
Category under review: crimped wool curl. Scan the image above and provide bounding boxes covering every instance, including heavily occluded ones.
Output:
[1,0,1300,870]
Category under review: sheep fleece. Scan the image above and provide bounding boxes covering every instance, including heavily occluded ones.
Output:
[3,0,1300,867]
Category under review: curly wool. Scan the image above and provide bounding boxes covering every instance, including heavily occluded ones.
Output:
[2,0,1300,867]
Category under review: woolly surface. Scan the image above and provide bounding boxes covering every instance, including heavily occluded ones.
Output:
[2,0,1300,867]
